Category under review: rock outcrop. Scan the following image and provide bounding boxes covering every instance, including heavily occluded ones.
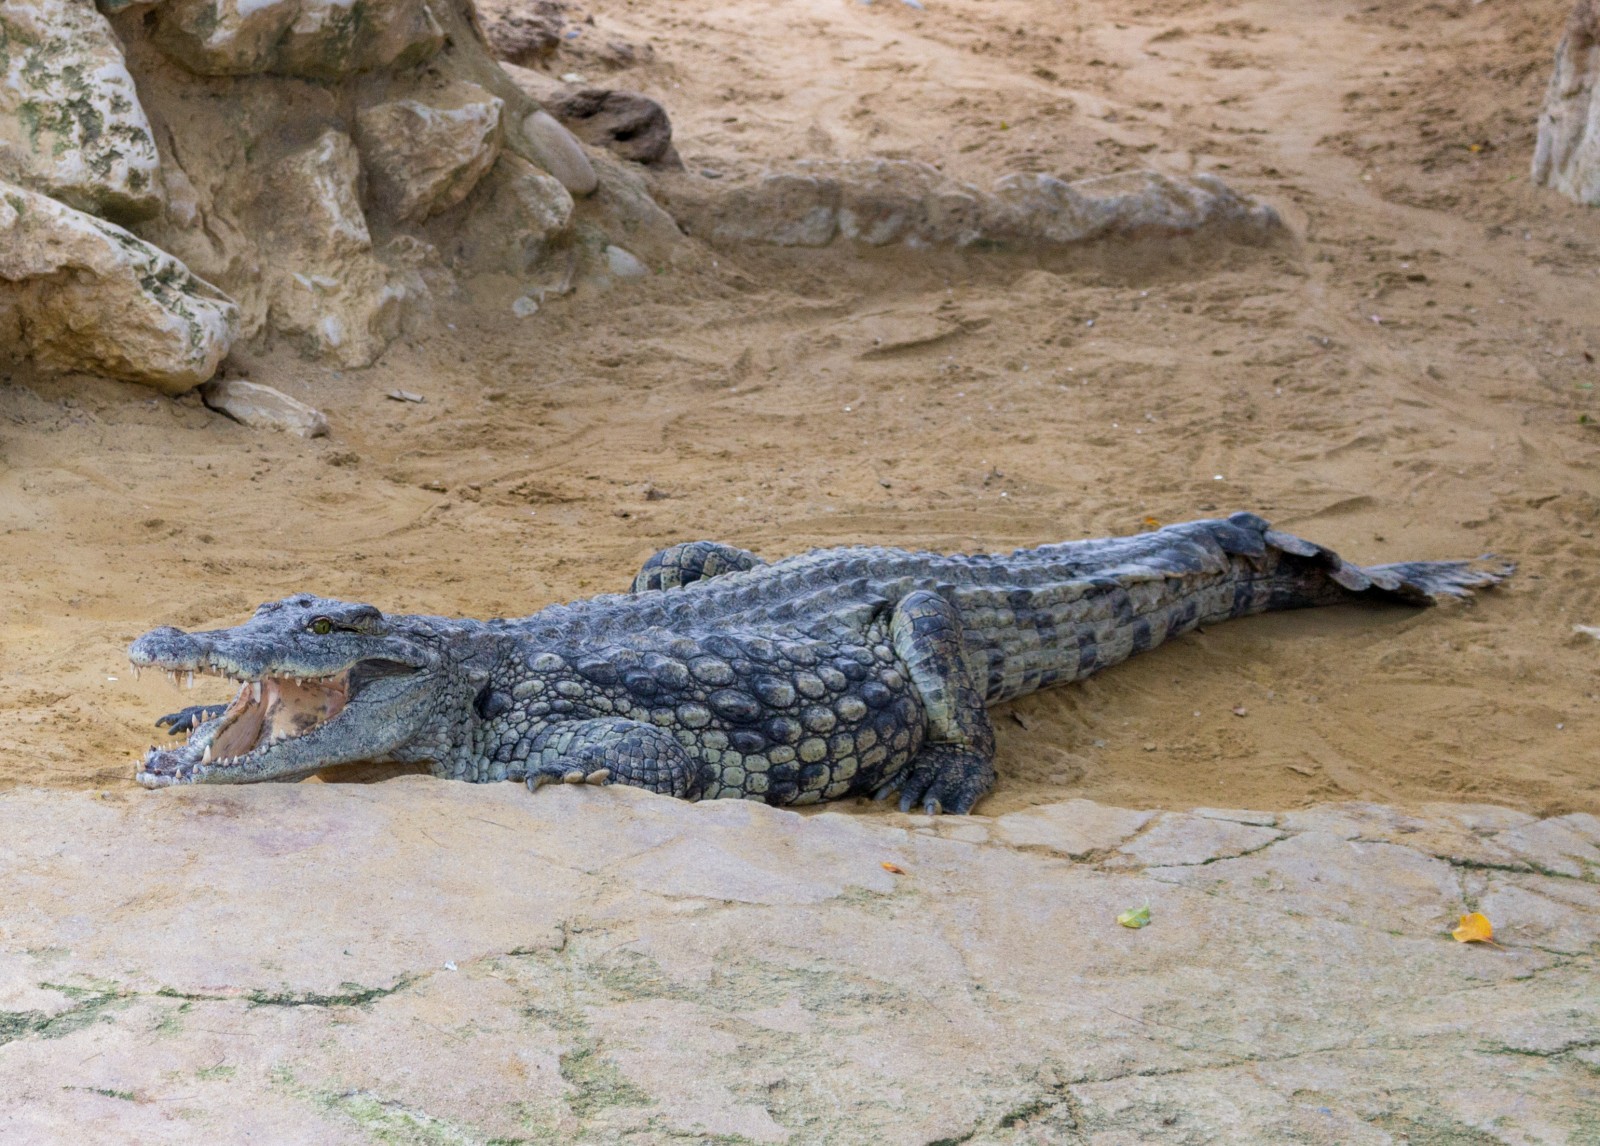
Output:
[0,0,163,222]
[663,160,1285,251]
[0,782,1593,1142]
[0,180,236,393]
[0,0,682,387]
[1533,0,1600,204]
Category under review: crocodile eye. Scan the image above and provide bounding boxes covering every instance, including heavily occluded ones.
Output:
[309,618,333,635]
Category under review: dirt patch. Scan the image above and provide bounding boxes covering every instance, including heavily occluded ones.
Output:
[2,0,1597,817]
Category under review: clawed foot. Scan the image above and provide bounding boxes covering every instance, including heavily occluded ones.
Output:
[526,763,612,791]
[156,704,228,736]
[874,745,995,815]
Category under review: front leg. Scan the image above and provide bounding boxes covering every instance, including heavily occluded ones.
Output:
[157,704,229,735]
[877,590,997,815]
[631,541,765,592]
[524,718,707,800]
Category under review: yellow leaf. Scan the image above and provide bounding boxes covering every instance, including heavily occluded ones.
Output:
[1117,904,1151,929]
[881,861,906,875]
[1452,912,1493,943]
[1141,516,1161,530]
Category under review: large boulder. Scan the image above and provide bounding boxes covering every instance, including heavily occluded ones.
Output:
[147,0,445,79]
[356,81,505,223]
[0,0,162,222]
[0,179,236,391]
[1533,0,1600,204]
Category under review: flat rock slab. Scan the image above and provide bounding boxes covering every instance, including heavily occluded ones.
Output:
[0,781,1594,1143]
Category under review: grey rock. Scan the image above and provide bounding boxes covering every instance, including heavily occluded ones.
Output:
[604,244,648,279]
[0,0,162,221]
[1534,0,1600,203]
[1109,811,1282,868]
[0,783,1595,1141]
[200,379,329,437]
[667,159,1285,251]
[520,109,598,196]
[0,179,236,392]
[992,798,1154,857]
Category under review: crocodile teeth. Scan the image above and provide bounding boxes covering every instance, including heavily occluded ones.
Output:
[133,666,141,681]
[202,744,213,764]
[185,671,194,689]
[252,681,262,703]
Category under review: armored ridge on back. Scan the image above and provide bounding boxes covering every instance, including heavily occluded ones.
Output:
[130,513,1509,814]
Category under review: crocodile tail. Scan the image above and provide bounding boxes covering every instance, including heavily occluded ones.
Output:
[964,512,1512,704]
[1255,519,1513,607]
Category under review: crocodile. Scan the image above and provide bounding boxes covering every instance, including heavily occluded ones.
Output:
[130,513,1508,814]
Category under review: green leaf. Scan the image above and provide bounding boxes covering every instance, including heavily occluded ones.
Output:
[1117,904,1151,929]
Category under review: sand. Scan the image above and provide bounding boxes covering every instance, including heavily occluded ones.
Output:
[1,0,1596,817]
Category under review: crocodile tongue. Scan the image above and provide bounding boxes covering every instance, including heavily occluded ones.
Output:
[203,674,351,764]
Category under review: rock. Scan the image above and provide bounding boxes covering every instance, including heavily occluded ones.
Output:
[261,129,426,366]
[148,0,445,79]
[479,0,568,66]
[439,153,574,275]
[0,0,162,221]
[200,378,329,437]
[0,783,1595,1142]
[983,169,1283,245]
[1106,811,1282,868]
[688,171,842,247]
[520,109,598,196]
[604,244,648,278]
[549,88,680,167]
[0,179,236,392]
[836,159,984,246]
[1534,0,1600,203]
[992,798,1155,857]
[664,160,1286,251]
[356,82,505,223]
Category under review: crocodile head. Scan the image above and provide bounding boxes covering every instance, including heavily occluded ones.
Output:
[130,595,456,787]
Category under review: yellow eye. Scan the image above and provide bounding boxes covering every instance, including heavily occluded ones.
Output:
[310,618,333,635]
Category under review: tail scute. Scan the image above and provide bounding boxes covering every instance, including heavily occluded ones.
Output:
[1251,515,1512,606]
[1362,558,1514,604]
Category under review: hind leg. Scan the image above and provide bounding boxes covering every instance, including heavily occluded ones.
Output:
[877,590,996,815]
[631,541,765,592]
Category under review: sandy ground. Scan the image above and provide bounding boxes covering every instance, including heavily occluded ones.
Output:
[2,0,1597,817]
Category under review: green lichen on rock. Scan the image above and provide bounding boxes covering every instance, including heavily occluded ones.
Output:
[0,177,237,391]
[0,0,162,221]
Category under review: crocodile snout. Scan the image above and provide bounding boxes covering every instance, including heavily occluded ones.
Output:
[129,626,211,669]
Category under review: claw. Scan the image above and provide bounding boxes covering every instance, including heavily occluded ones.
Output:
[562,769,585,784]
[585,768,610,785]
[527,772,551,791]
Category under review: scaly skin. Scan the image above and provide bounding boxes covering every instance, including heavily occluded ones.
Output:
[130,513,1509,813]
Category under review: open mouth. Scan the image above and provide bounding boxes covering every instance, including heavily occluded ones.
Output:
[136,666,351,786]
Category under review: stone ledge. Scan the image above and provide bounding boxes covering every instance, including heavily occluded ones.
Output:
[0,781,1593,1143]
